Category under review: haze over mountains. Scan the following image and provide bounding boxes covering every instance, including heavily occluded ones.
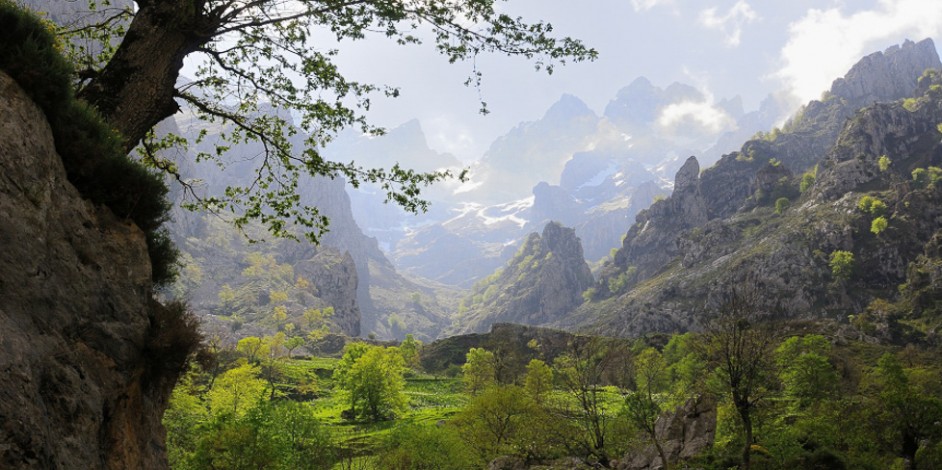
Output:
[335,77,787,288]
[160,37,942,343]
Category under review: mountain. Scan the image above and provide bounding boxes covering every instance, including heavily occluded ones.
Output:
[447,222,594,334]
[566,39,942,338]
[166,112,460,342]
[363,76,782,288]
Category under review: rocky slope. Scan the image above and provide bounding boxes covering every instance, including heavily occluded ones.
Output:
[448,222,594,334]
[570,39,942,338]
[0,72,182,468]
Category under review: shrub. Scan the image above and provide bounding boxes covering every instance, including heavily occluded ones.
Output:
[377,424,477,470]
[829,251,854,282]
[878,155,892,172]
[775,197,790,214]
[800,169,817,193]
[871,216,888,235]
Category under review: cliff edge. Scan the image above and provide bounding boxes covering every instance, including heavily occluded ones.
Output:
[0,71,181,468]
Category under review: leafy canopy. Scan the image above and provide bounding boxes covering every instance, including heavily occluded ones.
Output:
[58,0,597,243]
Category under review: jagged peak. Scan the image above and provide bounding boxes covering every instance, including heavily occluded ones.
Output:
[673,156,700,192]
[542,93,595,121]
[828,38,941,105]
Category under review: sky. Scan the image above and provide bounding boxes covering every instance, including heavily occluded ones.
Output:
[314,0,942,162]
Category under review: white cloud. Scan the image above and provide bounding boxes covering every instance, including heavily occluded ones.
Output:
[631,0,673,12]
[657,100,737,134]
[424,115,476,162]
[699,0,759,46]
[775,0,942,104]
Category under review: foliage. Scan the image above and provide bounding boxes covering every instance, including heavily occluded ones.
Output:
[524,358,553,403]
[829,250,855,283]
[700,290,779,470]
[206,363,268,417]
[377,424,477,470]
[857,195,887,216]
[462,347,497,395]
[57,0,596,244]
[878,155,892,172]
[189,401,334,470]
[774,197,790,215]
[335,345,407,421]
[774,335,838,408]
[871,216,889,235]
[399,334,422,369]
[799,167,817,193]
[553,339,629,462]
[453,385,548,463]
[624,347,673,469]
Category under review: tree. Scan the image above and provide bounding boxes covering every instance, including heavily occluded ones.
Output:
[870,353,942,470]
[398,334,422,369]
[774,335,838,408]
[524,358,553,404]
[206,363,268,417]
[453,385,542,462]
[56,0,596,242]
[829,250,854,283]
[553,338,628,463]
[699,290,779,470]
[624,347,672,470]
[335,345,407,421]
[462,347,497,395]
[285,335,306,358]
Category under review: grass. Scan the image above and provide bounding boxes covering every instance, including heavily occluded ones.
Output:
[277,356,467,463]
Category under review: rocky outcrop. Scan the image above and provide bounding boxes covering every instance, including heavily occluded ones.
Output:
[0,72,178,468]
[449,222,594,334]
[616,396,717,470]
[596,156,707,296]
[570,40,942,339]
[296,250,361,335]
[831,39,940,109]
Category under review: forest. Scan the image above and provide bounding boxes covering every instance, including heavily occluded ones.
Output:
[163,317,942,470]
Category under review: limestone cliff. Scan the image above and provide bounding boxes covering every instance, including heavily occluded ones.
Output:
[0,72,183,468]
[569,41,942,339]
[449,222,594,334]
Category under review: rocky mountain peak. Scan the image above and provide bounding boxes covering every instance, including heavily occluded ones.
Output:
[829,38,941,106]
[543,93,596,122]
[674,156,701,192]
[449,221,594,334]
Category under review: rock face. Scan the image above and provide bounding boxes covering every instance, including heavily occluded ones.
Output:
[569,40,942,338]
[0,72,175,468]
[617,396,717,470]
[450,222,594,334]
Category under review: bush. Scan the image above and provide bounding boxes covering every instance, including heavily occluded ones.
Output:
[775,197,791,214]
[0,2,176,285]
[145,300,203,385]
[871,216,888,235]
[829,251,854,282]
[377,424,478,469]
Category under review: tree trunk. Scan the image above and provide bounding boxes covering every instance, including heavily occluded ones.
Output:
[741,406,753,470]
[651,431,670,470]
[79,0,209,152]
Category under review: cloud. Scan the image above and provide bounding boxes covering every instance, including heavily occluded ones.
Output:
[699,0,759,46]
[631,0,673,12]
[775,0,942,104]
[657,100,737,134]
[424,115,476,162]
